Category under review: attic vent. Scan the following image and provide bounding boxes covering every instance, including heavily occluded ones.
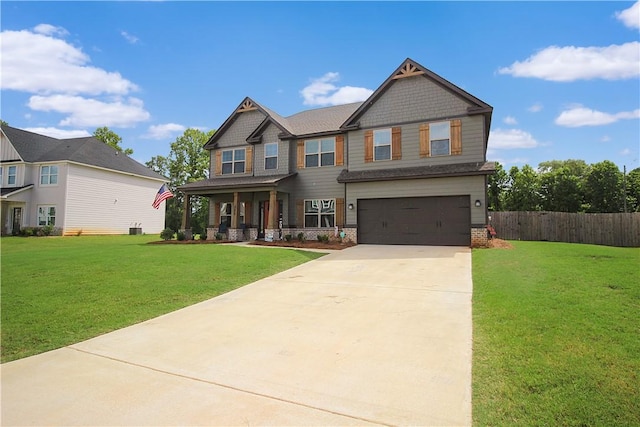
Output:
[237,100,257,113]
[392,62,425,80]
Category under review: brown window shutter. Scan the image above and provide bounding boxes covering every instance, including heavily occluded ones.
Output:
[215,151,222,175]
[297,141,304,169]
[451,119,462,155]
[296,199,304,227]
[364,130,373,163]
[419,124,430,158]
[335,135,344,166]
[245,146,253,173]
[391,127,402,160]
[335,198,345,227]
[244,201,252,226]
[214,201,221,225]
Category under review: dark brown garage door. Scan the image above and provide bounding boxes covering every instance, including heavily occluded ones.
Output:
[357,196,471,246]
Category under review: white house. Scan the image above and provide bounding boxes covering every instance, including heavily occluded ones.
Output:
[1,125,168,236]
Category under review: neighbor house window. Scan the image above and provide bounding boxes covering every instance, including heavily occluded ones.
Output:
[40,165,58,185]
[264,143,278,170]
[304,199,335,228]
[305,138,335,167]
[222,149,245,174]
[430,121,451,156]
[374,129,392,161]
[7,166,16,186]
[38,206,56,226]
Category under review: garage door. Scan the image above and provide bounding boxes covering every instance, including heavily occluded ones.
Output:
[357,196,471,246]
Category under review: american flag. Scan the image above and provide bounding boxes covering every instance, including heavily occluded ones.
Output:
[152,184,173,209]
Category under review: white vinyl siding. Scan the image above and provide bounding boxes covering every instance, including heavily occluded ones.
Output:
[64,164,165,235]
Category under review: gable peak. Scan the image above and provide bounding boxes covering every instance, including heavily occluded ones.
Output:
[392,61,425,80]
[237,99,257,113]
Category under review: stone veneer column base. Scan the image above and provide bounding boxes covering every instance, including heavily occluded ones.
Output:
[206,227,218,241]
[471,227,488,248]
[264,228,282,241]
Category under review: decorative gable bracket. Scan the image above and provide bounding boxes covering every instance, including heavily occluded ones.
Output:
[237,99,257,113]
[392,62,425,80]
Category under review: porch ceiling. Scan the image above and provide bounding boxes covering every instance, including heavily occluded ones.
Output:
[178,173,297,195]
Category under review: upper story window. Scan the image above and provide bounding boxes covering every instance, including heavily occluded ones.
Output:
[264,143,278,170]
[0,167,3,186]
[305,138,335,167]
[222,148,245,174]
[7,166,17,186]
[374,129,392,161]
[40,165,59,185]
[430,122,451,156]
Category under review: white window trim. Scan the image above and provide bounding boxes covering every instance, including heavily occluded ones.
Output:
[222,148,246,175]
[305,137,335,168]
[373,129,392,161]
[7,165,17,186]
[430,121,451,157]
[37,205,56,226]
[304,198,335,228]
[40,165,59,186]
[0,166,3,186]
[264,143,278,170]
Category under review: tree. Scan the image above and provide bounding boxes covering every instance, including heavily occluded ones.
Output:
[538,160,589,212]
[487,162,508,211]
[146,128,214,234]
[0,119,8,127]
[93,126,133,156]
[504,165,541,211]
[585,161,624,212]
[625,167,640,212]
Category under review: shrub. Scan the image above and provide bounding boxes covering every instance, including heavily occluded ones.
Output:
[318,234,330,243]
[176,231,186,241]
[215,233,223,241]
[284,234,293,242]
[297,232,306,242]
[160,228,174,241]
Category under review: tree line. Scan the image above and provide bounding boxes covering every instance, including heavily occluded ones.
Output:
[488,159,640,213]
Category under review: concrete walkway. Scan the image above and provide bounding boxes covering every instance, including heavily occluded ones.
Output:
[1,245,473,426]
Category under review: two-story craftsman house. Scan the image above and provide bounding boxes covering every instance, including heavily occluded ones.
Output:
[179,58,494,246]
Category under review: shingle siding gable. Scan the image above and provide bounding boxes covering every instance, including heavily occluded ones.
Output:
[214,110,266,149]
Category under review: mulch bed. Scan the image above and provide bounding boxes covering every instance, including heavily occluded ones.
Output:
[148,239,237,244]
[250,240,356,250]
[486,238,514,249]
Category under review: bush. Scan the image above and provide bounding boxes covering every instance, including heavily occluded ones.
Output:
[318,234,330,243]
[176,231,186,241]
[215,233,223,241]
[284,234,293,242]
[297,232,306,242]
[160,228,174,241]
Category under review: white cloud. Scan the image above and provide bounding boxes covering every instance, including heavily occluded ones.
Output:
[33,24,69,37]
[616,1,640,29]
[0,28,138,95]
[528,103,543,113]
[120,31,139,44]
[486,155,529,167]
[488,128,540,150]
[24,127,91,139]
[555,105,640,127]
[601,135,612,142]
[300,72,373,106]
[503,116,518,125]
[498,41,640,81]
[28,95,150,127]
[620,148,632,156]
[144,123,186,139]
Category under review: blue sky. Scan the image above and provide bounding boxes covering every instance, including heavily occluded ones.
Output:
[1,1,639,172]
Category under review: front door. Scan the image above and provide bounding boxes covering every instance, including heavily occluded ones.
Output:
[12,207,22,234]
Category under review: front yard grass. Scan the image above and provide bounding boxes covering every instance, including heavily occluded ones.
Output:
[0,235,324,363]
[473,241,639,426]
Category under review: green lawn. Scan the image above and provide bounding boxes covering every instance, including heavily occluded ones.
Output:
[0,235,324,363]
[473,241,640,426]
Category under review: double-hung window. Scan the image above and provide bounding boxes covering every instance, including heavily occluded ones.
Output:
[304,199,335,228]
[222,149,245,174]
[264,143,278,170]
[305,138,335,167]
[220,202,245,227]
[374,129,392,161]
[38,206,56,226]
[40,165,58,185]
[0,167,3,186]
[7,166,16,186]
[430,121,451,156]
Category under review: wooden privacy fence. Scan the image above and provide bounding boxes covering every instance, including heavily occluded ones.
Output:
[489,212,640,247]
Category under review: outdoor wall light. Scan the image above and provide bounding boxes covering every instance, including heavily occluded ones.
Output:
[475,200,482,207]
[348,203,354,210]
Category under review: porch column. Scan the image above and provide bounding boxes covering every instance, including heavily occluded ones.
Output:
[267,190,277,229]
[181,194,191,229]
[231,191,240,229]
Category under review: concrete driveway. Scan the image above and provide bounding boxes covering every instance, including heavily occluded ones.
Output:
[1,245,473,426]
